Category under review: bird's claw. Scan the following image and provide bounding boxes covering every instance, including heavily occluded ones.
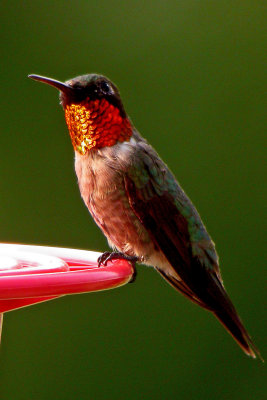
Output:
[98,251,138,266]
[97,252,138,283]
[97,251,112,267]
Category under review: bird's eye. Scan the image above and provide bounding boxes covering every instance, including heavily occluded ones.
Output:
[100,81,111,94]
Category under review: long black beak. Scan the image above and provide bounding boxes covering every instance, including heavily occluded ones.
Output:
[28,74,74,95]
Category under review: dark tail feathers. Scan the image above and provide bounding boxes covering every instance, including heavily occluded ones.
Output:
[213,301,262,360]
[202,272,262,360]
[157,264,262,360]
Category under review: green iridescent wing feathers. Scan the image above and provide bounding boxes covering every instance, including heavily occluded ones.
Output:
[124,142,220,281]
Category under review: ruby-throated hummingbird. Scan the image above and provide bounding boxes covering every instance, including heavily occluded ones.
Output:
[29,73,260,358]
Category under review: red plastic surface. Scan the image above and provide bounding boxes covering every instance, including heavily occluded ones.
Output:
[0,244,134,313]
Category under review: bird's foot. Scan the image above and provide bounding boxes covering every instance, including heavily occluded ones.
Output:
[98,251,138,266]
[97,252,138,283]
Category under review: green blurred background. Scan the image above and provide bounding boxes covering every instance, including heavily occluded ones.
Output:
[0,1,266,399]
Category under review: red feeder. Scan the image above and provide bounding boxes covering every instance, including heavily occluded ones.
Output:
[0,244,134,341]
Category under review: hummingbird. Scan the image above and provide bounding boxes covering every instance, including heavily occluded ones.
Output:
[29,73,260,359]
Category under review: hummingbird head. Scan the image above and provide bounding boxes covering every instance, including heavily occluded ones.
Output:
[28,74,133,155]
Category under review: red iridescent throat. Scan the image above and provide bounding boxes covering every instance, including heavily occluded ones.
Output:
[65,98,133,154]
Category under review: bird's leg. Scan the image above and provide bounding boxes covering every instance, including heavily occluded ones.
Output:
[97,252,138,283]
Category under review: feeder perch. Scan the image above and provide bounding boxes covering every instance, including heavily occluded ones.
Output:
[0,244,134,342]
